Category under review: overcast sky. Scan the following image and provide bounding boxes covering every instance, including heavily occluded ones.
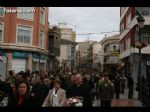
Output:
[49,7,120,42]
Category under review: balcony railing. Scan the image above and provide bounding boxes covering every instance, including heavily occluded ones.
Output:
[49,47,60,56]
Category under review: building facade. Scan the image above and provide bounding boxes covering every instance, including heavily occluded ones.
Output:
[76,50,80,68]
[60,39,77,71]
[77,41,91,68]
[101,34,120,76]
[120,7,150,106]
[0,7,49,79]
[120,7,150,80]
[92,42,103,71]
[58,23,77,72]
[48,26,61,71]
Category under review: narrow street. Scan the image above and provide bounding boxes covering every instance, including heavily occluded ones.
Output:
[93,88,140,107]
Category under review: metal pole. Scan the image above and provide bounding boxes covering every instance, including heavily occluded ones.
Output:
[138,27,142,101]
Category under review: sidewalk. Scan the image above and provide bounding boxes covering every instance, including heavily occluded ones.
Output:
[120,88,138,99]
[92,89,140,107]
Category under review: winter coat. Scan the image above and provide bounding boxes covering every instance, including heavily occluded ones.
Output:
[30,83,49,106]
[99,80,114,100]
[42,88,66,107]
[67,83,92,106]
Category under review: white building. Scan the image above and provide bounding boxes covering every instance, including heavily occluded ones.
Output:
[92,41,104,71]
[58,23,77,71]
[78,41,91,58]
[101,34,120,75]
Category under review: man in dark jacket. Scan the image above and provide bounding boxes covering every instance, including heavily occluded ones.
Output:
[67,73,92,106]
[30,76,47,107]
[114,75,121,99]
[99,74,114,107]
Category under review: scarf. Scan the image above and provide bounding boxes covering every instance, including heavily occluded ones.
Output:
[52,88,60,106]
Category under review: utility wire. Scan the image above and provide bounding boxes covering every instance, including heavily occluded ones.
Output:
[60,28,130,35]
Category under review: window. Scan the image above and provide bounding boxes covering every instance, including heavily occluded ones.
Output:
[120,41,124,53]
[142,33,149,45]
[104,44,110,52]
[126,12,131,26]
[137,7,150,15]
[17,7,34,20]
[125,37,131,49]
[0,7,4,17]
[0,23,3,42]
[40,10,45,25]
[120,23,124,34]
[17,25,32,44]
[71,46,75,56]
[39,30,45,48]
[113,45,116,51]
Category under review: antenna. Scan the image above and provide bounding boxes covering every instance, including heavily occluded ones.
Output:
[87,36,89,42]
[65,22,67,26]
[75,25,77,32]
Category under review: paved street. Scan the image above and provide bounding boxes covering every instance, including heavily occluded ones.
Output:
[93,88,140,107]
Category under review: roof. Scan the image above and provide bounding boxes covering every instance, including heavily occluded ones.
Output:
[100,34,120,44]
[61,39,78,45]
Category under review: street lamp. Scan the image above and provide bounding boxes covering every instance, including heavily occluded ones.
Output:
[136,10,145,101]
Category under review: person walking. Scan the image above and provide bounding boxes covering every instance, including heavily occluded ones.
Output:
[120,74,127,94]
[42,79,66,107]
[114,75,121,99]
[127,74,134,99]
[98,73,114,107]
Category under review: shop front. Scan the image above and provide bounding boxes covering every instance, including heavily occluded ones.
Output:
[0,51,7,81]
[39,54,47,71]
[12,51,30,74]
[32,53,40,72]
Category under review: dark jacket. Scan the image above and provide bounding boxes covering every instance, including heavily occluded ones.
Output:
[7,94,34,107]
[67,83,92,106]
[30,83,48,107]
[89,76,99,89]
[99,80,114,100]
[114,77,121,93]
[127,76,134,88]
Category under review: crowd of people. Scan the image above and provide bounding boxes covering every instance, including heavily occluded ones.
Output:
[0,68,134,107]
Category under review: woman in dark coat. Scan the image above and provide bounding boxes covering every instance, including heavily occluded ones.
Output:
[7,80,34,107]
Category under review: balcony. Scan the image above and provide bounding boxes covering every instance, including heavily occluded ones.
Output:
[49,47,60,56]
[104,56,119,64]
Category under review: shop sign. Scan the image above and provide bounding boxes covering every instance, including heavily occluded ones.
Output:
[32,53,39,59]
[40,54,46,60]
[32,53,40,62]
[40,60,46,63]
[13,51,30,58]
[33,58,39,62]
[0,51,6,56]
